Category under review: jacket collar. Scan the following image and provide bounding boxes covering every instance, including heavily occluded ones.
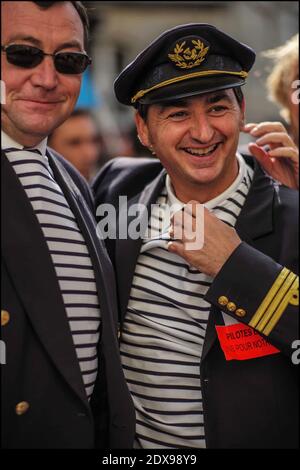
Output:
[1,130,48,156]
[47,150,136,441]
[235,157,275,241]
[47,149,120,332]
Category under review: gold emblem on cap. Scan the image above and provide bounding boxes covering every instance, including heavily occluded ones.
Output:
[168,39,209,69]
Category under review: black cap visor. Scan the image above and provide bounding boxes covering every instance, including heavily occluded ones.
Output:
[136,74,245,105]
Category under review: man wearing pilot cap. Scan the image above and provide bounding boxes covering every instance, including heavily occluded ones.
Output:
[93,24,298,449]
[115,23,254,105]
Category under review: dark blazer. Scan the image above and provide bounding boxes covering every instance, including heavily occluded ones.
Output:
[1,149,135,449]
[92,155,299,449]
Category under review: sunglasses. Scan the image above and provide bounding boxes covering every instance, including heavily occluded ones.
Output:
[1,44,92,74]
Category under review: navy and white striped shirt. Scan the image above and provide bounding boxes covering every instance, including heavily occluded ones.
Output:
[3,131,101,400]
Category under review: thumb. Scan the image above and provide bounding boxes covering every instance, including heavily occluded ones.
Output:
[167,241,186,259]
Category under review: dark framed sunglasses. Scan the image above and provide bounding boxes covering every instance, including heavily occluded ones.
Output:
[1,44,92,74]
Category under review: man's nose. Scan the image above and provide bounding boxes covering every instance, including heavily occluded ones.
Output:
[30,56,58,90]
[189,114,214,143]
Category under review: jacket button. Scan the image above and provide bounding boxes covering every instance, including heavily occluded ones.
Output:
[236,308,246,317]
[15,401,30,415]
[227,302,236,312]
[1,310,10,326]
[218,296,228,306]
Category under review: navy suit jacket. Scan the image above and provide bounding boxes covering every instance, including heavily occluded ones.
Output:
[1,148,135,449]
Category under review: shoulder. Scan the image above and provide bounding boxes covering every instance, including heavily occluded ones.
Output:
[92,156,163,185]
[92,156,163,204]
[47,147,94,211]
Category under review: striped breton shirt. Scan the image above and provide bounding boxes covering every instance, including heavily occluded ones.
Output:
[120,153,254,448]
[3,131,101,400]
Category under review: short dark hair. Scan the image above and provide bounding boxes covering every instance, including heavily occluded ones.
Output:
[33,1,89,47]
[137,86,244,121]
[233,86,244,107]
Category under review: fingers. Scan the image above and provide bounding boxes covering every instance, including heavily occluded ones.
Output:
[243,121,287,135]
[255,132,297,149]
[167,239,202,265]
[268,146,299,164]
[248,141,298,164]
[241,122,257,133]
[168,205,241,276]
[248,142,268,158]
[169,202,206,247]
[170,201,201,229]
[242,122,295,151]
[248,142,299,189]
[248,142,274,167]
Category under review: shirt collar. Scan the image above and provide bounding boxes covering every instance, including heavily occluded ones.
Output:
[2,130,48,158]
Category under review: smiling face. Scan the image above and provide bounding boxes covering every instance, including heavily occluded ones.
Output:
[1,1,85,147]
[135,89,245,203]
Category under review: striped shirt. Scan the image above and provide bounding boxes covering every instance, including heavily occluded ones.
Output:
[3,132,101,400]
[120,153,254,448]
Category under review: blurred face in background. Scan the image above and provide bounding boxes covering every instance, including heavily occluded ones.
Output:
[1,1,85,147]
[49,113,101,180]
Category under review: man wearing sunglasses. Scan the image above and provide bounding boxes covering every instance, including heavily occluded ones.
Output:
[1,1,134,449]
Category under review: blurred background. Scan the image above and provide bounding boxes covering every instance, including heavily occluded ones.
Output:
[71,1,299,176]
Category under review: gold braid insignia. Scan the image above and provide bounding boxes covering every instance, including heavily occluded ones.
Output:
[168,40,209,69]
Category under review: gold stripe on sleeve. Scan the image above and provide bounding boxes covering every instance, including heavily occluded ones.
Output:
[262,276,299,336]
[249,268,290,329]
[256,271,296,333]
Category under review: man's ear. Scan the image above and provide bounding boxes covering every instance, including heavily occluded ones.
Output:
[135,111,150,147]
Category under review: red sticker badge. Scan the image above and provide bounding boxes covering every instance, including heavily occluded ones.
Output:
[215,323,280,360]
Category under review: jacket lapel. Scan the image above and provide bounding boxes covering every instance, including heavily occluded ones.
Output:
[235,162,275,241]
[52,152,122,330]
[49,152,139,442]
[116,169,167,322]
[1,152,89,407]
